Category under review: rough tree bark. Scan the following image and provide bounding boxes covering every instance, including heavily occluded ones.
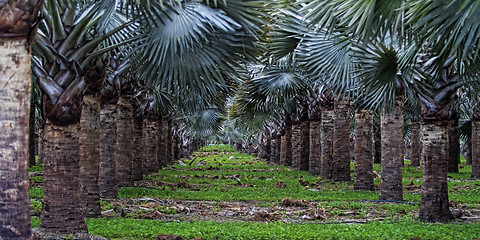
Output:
[354,109,374,190]
[270,135,281,164]
[0,1,43,237]
[28,89,36,167]
[309,119,322,175]
[159,118,170,166]
[410,121,421,166]
[419,122,453,222]
[379,93,404,201]
[447,119,460,173]
[291,122,302,169]
[472,104,480,178]
[332,100,351,181]
[291,120,310,171]
[143,116,159,174]
[0,38,34,239]
[132,115,144,181]
[300,121,310,171]
[78,94,101,217]
[464,140,472,165]
[472,121,480,179]
[373,116,382,164]
[116,95,134,187]
[279,122,292,166]
[38,125,44,165]
[99,104,117,199]
[41,121,87,232]
[320,108,334,179]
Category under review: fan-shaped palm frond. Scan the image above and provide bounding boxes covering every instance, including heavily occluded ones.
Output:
[134,1,258,101]
[407,0,480,62]
[301,0,404,41]
[298,31,355,99]
[243,55,311,108]
[206,0,267,39]
[179,107,225,138]
[268,8,307,60]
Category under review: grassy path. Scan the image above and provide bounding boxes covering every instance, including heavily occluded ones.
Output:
[30,144,480,239]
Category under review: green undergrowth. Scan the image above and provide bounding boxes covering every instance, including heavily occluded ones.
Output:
[87,218,480,240]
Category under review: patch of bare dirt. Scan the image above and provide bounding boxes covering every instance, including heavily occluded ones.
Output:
[280,198,312,207]
[274,181,287,188]
[99,197,480,224]
[134,180,202,192]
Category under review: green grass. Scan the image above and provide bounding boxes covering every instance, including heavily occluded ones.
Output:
[121,149,380,202]
[28,165,43,173]
[29,145,480,239]
[31,217,41,228]
[87,218,480,240]
[30,187,43,199]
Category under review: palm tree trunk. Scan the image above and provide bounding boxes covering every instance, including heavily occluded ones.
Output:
[41,120,87,233]
[379,93,404,201]
[309,119,322,175]
[332,100,351,181]
[354,109,374,190]
[158,119,167,167]
[419,122,453,222]
[410,121,421,166]
[38,125,44,165]
[464,140,472,165]
[291,121,310,170]
[0,38,33,239]
[116,95,134,187]
[447,119,460,173]
[78,94,101,217]
[301,121,310,171]
[132,115,144,181]
[373,116,382,164]
[320,109,334,179]
[166,120,174,165]
[99,103,117,199]
[280,124,292,166]
[143,117,159,174]
[291,122,302,168]
[472,121,480,179]
[270,135,281,164]
[29,88,36,167]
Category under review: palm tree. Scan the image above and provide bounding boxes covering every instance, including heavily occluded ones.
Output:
[298,0,409,198]
[32,0,130,232]
[99,60,125,199]
[0,1,43,238]
[406,0,480,221]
